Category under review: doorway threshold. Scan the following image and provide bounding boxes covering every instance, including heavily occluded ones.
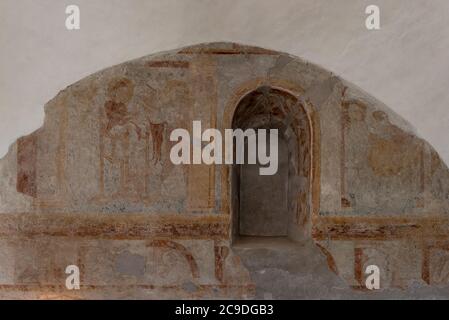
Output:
[232,236,303,250]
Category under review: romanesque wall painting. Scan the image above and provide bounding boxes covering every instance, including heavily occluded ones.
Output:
[1,42,449,300]
[87,62,193,213]
[340,95,429,215]
[16,133,38,198]
[186,56,218,212]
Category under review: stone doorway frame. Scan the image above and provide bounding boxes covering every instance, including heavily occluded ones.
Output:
[221,79,321,243]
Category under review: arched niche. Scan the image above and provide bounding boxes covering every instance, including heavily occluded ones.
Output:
[229,86,316,242]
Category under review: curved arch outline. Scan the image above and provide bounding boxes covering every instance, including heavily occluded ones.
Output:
[147,240,200,279]
[221,77,321,238]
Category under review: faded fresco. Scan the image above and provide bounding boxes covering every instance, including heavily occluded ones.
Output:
[0,43,448,299]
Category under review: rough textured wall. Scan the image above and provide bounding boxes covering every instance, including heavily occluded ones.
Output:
[320,82,449,216]
[2,0,449,169]
[4,43,447,216]
[0,42,449,298]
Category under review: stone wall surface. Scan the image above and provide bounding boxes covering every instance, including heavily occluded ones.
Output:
[0,42,449,299]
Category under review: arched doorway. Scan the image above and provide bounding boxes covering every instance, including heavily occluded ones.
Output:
[231,86,312,242]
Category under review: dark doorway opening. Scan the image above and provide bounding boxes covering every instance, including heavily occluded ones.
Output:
[231,87,312,243]
[239,134,289,236]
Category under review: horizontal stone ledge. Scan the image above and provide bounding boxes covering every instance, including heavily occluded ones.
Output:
[0,283,256,300]
[312,215,449,241]
[0,213,230,240]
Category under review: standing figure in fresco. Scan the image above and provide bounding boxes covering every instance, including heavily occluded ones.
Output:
[95,77,170,203]
[148,120,166,165]
[97,77,150,201]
